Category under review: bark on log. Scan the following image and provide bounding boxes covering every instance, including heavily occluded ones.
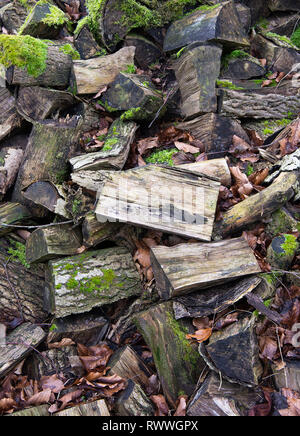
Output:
[0,147,24,196]
[95,165,220,241]
[0,1,29,34]
[73,46,135,94]
[213,171,299,238]
[0,87,21,142]
[115,380,155,416]
[151,237,261,300]
[82,211,121,247]
[134,301,205,407]
[26,224,82,264]
[70,118,138,171]
[16,87,75,122]
[0,323,46,378]
[44,246,141,318]
[124,34,163,70]
[55,399,110,416]
[74,25,102,60]
[0,253,47,324]
[6,46,72,89]
[173,275,262,320]
[0,202,32,237]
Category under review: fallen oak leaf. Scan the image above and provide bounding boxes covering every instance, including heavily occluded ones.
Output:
[174,141,200,154]
[186,328,212,343]
[27,388,53,406]
[150,394,169,416]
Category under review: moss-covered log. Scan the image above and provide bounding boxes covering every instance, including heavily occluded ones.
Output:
[26,224,82,264]
[134,301,205,407]
[44,246,141,318]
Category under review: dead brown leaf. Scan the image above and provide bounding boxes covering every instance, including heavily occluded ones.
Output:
[150,394,169,416]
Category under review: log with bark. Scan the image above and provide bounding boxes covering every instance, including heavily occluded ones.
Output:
[124,34,163,70]
[25,224,82,264]
[0,147,24,197]
[74,25,102,60]
[0,1,30,34]
[0,323,46,378]
[115,380,155,416]
[73,46,135,94]
[150,237,261,300]
[134,301,205,407]
[95,165,220,241]
[82,212,121,248]
[44,246,142,318]
[0,202,32,237]
[0,87,22,142]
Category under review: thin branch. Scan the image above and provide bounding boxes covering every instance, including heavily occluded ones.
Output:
[0,220,74,230]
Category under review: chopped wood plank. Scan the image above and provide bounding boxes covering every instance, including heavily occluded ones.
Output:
[0,323,46,378]
[95,165,220,241]
[150,237,261,299]
[54,399,110,416]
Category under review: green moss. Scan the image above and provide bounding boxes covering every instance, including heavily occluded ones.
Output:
[263,127,274,136]
[145,148,178,166]
[55,168,68,184]
[280,234,299,257]
[265,31,298,49]
[246,164,254,176]
[66,277,79,289]
[222,49,249,69]
[100,100,119,113]
[94,48,108,57]
[122,64,136,74]
[79,269,123,295]
[291,26,300,49]
[0,35,48,77]
[102,137,118,151]
[256,18,269,30]
[59,44,80,60]
[120,107,142,121]
[74,16,89,36]
[42,4,68,27]
[72,198,81,216]
[7,240,30,269]
[216,80,244,90]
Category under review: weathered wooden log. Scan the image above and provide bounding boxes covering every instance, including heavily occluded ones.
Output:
[74,25,102,60]
[44,246,141,318]
[124,34,163,70]
[251,33,300,73]
[151,237,261,300]
[55,399,110,416]
[234,2,251,32]
[268,0,300,12]
[266,207,299,236]
[134,301,204,407]
[23,345,81,380]
[258,13,300,37]
[100,72,163,121]
[16,86,75,122]
[164,1,249,52]
[82,212,120,248]
[0,87,22,142]
[213,171,299,238]
[26,224,82,264]
[107,345,152,389]
[173,275,262,320]
[0,252,47,324]
[10,405,50,416]
[12,117,82,216]
[18,1,68,38]
[200,315,263,386]
[264,148,300,184]
[218,84,300,119]
[0,323,46,378]
[221,52,266,80]
[73,46,135,94]
[0,147,24,197]
[6,45,72,89]
[272,360,300,392]
[70,118,138,171]
[115,380,155,416]
[0,202,32,237]
[47,312,109,345]
[187,372,263,416]
[176,113,248,159]
[0,1,30,33]
[266,234,299,270]
[173,42,222,118]
[95,165,220,241]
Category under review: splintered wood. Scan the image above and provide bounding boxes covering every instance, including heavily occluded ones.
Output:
[95,165,220,241]
[150,237,261,299]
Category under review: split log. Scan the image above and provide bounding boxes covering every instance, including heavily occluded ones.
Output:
[259,13,300,37]
[0,323,46,378]
[200,315,263,386]
[176,113,248,159]
[124,34,163,70]
[218,84,300,119]
[74,25,102,60]
[268,0,300,12]
[266,234,299,270]
[16,87,75,122]
[0,252,47,324]
[73,46,135,94]
[25,224,82,264]
[272,360,300,392]
[18,1,68,38]
[264,148,300,184]
[187,372,263,416]
[234,2,251,32]
[12,117,82,216]
[173,42,222,118]
[134,301,205,407]
[82,212,121,248]
[100,72,163,121]
[44,246,141,318]
[213,171,299,238]
[173,275,262,320]
[0,147,24,196]
[150,237,261,300]
[47,312,109,345]
[0,87,21,142]
[0,202,31,237]
[95,165,220,241]
[6,45,72,89]
[115,380,155,416]
[107,345,152,389]
[0,1,29,34]
[221,53,266,80]
[70,118,138,171]
[163,1,249,52]
[55,399,110,416]
[23,345,81,380]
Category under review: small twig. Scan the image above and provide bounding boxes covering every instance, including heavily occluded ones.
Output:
[148,85,178,129]
[0,220,74,230]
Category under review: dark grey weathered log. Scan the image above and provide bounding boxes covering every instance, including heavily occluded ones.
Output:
[151,237,261,300]
[0,87,21,142]
[82,212,120,248]
[74,25,102,60]
[0,202,31,237]
[221,54,266,80]
[0,1,29,33]
[115,380,155,417]
[124,34,163,70]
